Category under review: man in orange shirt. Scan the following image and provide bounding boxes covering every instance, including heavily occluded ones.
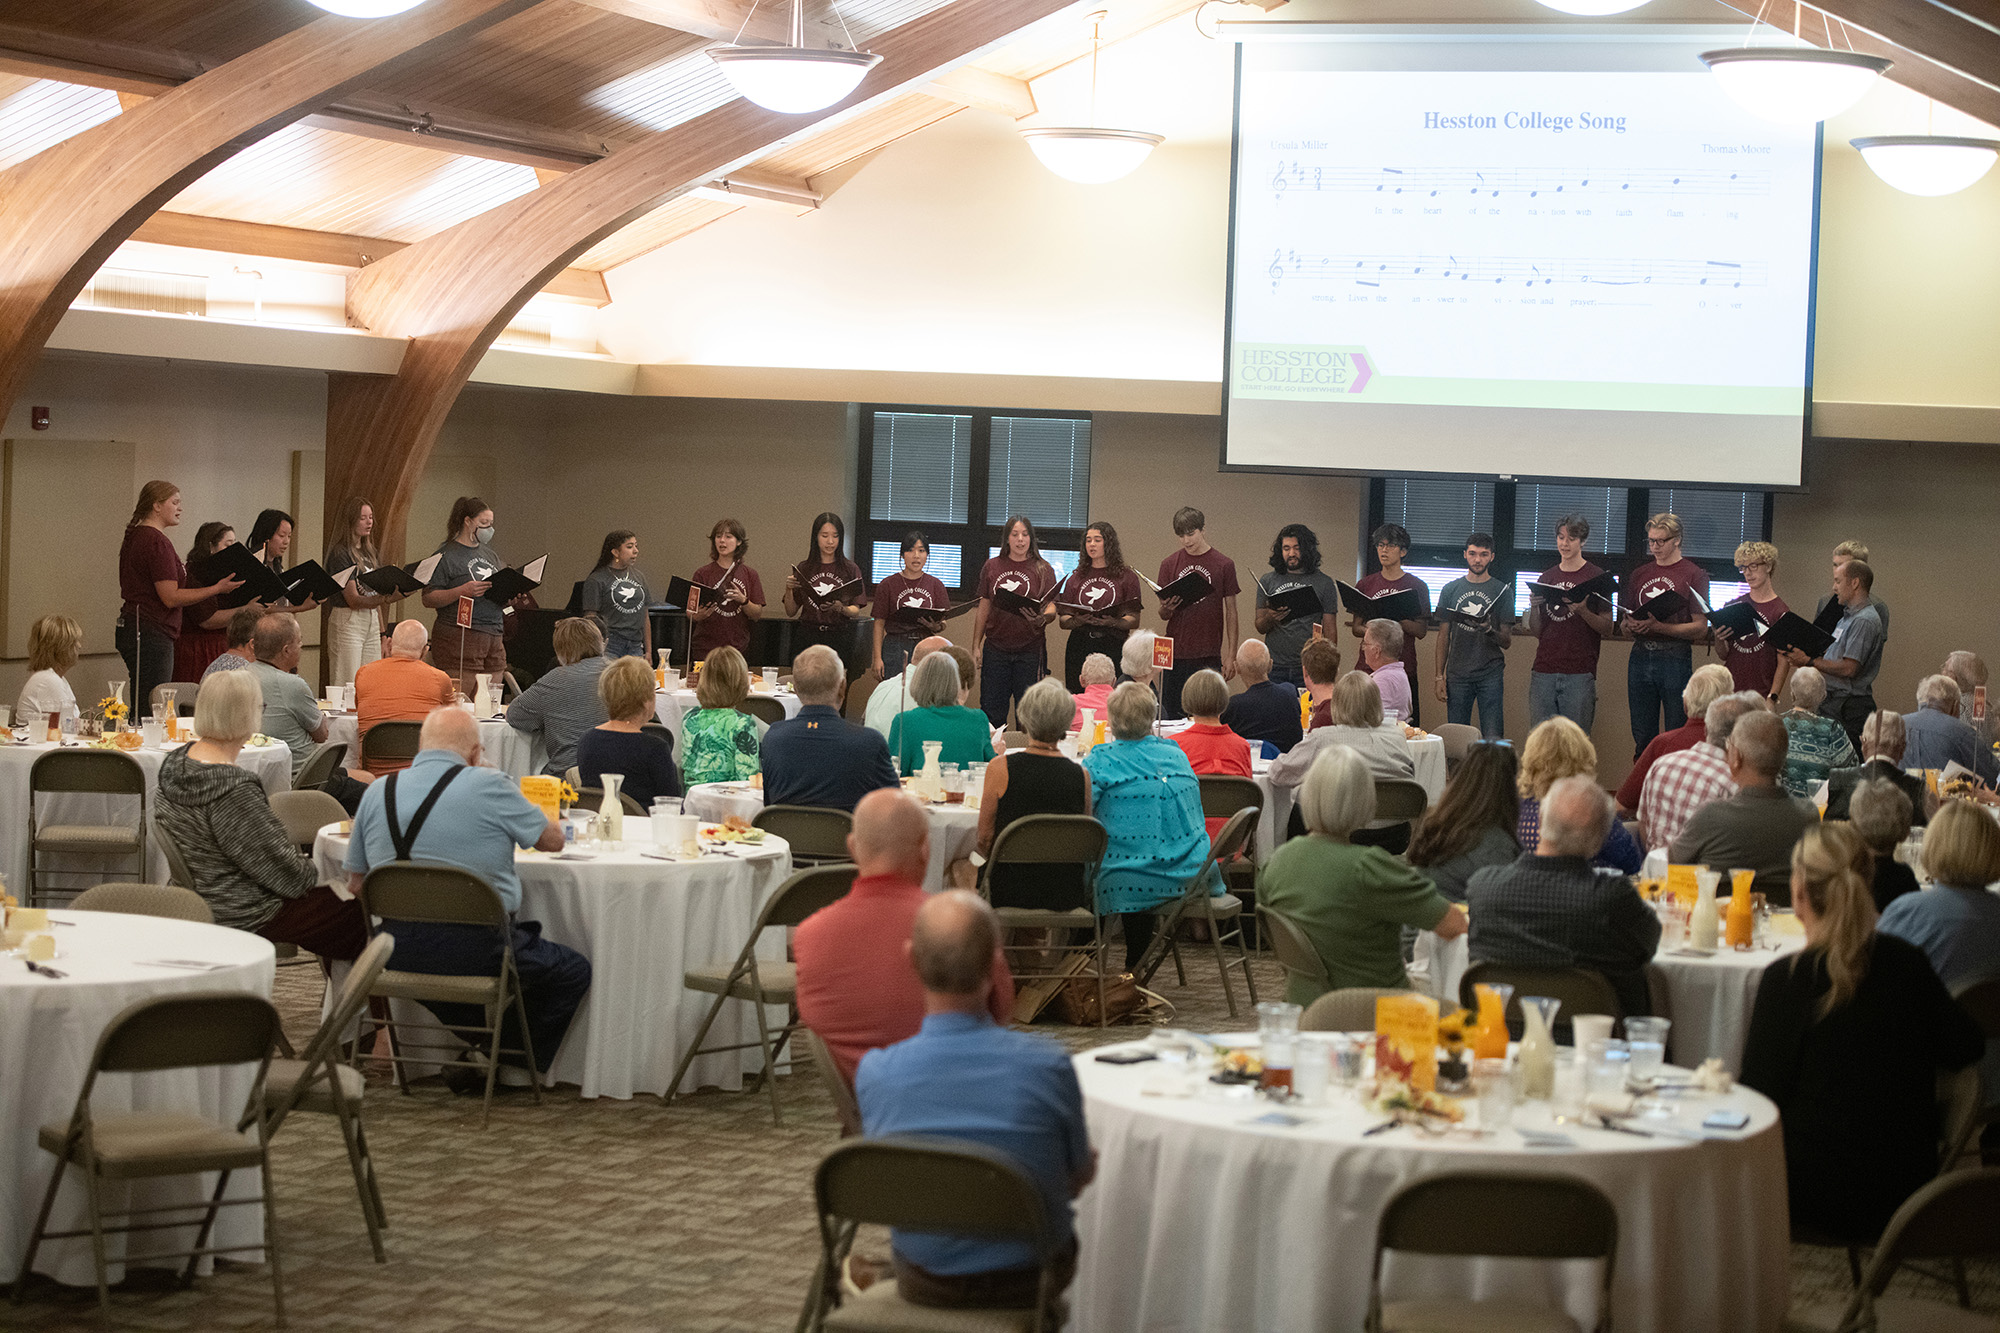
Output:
[354,620,457,774]
[794,789,1014,1086]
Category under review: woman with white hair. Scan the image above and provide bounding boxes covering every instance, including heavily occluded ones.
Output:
[1083,680,1213,969]
[1779,666,1857,798]
[154,670,367,960]
[1257,745,1466,1004]
[887,651,995,773]
[1072,652,1116,728]
[1120,630,1158,687]
[978,678,1092,910]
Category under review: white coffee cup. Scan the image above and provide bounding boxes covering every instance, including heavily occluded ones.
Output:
[1571,1014,1615,1050]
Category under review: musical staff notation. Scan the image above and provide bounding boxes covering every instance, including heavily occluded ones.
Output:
[1266,163,1772,200]
[1264,249,1766,290]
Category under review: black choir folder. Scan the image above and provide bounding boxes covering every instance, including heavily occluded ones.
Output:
[1333,581,1425,622]
[1706,600,1769,640]
[1142,569,1215,605]
[354,553,441,598]
[279,560,344,605]
[1626,584,1709,623]
[890,599,977,626]
[1438,591,1515,631]
[1261,583,1325,622]
[988,585,1048,614]
[792,565,865,606]
[1764,612,1836,660]
[480,555,546,605]
[1529,571,1617,608]
[186,543,286,609]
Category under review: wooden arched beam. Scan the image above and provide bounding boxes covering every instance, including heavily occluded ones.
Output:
[0,0,543,432]
[328,0,1078,565]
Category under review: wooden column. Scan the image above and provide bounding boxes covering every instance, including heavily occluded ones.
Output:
[327,0,1080,561]
[0,0,543,433]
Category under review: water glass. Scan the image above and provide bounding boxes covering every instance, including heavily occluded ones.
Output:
[1331,1033,1366,1085]
[1293,1034,1335,1103]
[1624,1017,1670,1083]
[651,798,682,838]
[1473,1057,1514,1132]
[941,763,965,804]
[673,814,701,858]
[1255,1001,1302,1092]
[762,667,779,689]
[1551,1049,1586,1119]
[1657,895,1687,949]
[138,717,161,747]
[1584,1039,1630,1099]
[0,704,10,728]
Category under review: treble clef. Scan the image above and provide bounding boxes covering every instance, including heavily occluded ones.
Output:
[1269,247,1284,286]
[1272,162,1286,192]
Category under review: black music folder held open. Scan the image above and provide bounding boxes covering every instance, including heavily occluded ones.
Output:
[1334,581,1426,622]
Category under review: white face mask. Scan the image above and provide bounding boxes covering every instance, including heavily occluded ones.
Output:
[476,524,495,544]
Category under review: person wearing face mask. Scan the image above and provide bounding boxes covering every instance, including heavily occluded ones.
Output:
[325,496,395,686]
[688,517,764,662]
[423,495,507,697]
[1522,512,1617,731]
[581,529,654,661]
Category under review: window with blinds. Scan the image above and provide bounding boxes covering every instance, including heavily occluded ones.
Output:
[1514,484,1627,555]
[987,417,1091,528]
[1379,479,1495,546]
[868,412,970,525]
[1645,488,1766,562]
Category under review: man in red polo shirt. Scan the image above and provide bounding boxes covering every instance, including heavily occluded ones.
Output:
[794,789,1014,1085]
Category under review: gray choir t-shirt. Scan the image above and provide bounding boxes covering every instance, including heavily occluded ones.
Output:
[581,566,652,644]
[427,539,504,635]
[1256,569,1339,670]
[1438,576,1510,677]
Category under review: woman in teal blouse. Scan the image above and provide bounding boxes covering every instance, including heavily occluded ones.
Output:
[887,653,995,774]
[1083,681,1215,969]
[1780,666,1858,797]
[681,646,761,786]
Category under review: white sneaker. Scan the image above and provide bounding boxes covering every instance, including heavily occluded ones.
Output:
[497,1065,537,1089]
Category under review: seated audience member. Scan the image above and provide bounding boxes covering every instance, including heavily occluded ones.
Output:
[762,644,898,811]
[1778,667,1858,797]
[888,652,995,773]
[1883,800,2000,1097]
[1071,652,1116,729]
[979,679,1092,910]
[1083,681,1214,970]
[1258,745,1465,1004]
[944,645,978,707]
[1850,778,1920,913]
[156,670,367,961]
[1825,710,1930,824]
[343,707,589,1089]
[1942,650,1996,753]
[201,605,262,680]
[1466,774,1662,1017]
[1515,716,1641,873]
[1903,673,1992,780]
[1406,741,1522,901]
[250,612,372,813]
[1615,663,1735,814]
[1270,669,1416,849]
[1118,630,1158,688]
[1173,668,1253,837]
[1220,638,1303,755]
[1742,823,1982,1244]
[1361,618,1412,721]
[1638,692,1761,849]
[855,892,1094,1315]
[506,616,610,777]
[865,634,949,740]
[1299,636,1341,730]
[680,645,762,786]
[354,619,457,775]
[576,656,680,808]
[1671,710,1819,906]
[16,614,81,728]
[796,791,1013,1084]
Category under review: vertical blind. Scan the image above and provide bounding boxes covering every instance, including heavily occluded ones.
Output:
[1379,478,1495,545]
[986,416,1092,529]
[869,412,971,525]
[1646,488,1764,562]
[1513,484,1627,554]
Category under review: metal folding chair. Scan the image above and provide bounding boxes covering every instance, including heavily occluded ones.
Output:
[269,789,349,855]
[70,882,212,923]
[29,749,146,907]
[1787,1169,2000,1331]
[360,720,423,771]
[979,814,1111,1026]
[1303,986,1412,1033]
[804,1029,862,1139]
[1136,807,1260,1017]
[1257,902,1328,995]
[738,695,788,726]
[293,741,348,794]
[753,805,855,866]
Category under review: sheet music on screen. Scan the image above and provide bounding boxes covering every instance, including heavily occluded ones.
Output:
[1222,28,1820,487]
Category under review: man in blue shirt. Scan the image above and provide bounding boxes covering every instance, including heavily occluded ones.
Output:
[1219,639,1302,754]
[762,645,898,810]
[1785,560,1884,751]
[1903,674,1995,781]
[343,707,588,1088]
[857,891,1094,1313]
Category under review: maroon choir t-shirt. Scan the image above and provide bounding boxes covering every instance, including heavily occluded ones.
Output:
[1724,594,1788,696]
[1532,560,1607,676]
[1357,570,1429,678]
[1623,558,1710,639]
[793,557,867,628]
[120,525,186,639]
[978,556,1055,654]
[690,561,763,658]
[1158,548,1241,660]
[871,572,951,641]
[1057,566,1143,620]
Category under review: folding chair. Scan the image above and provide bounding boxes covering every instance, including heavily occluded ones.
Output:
[800,1136,1062,1333]
[1785,1169,2000,1332]
[1944,976,2000,1168]
[1375,778,1431,822]
[979,814,1111,1026]
[265,934,395,1263]
[1304,986,1413,1033]
[754,805,855,866]
[71,882,212,923]
[1200,774,1265,942]
[11,994,284,1322]
[668,863,857,1124]
[1136,807,1260,1017]
[29,749,146,907]
[360,720,423,771]
[1434,723,1481,769]
[156,818,197,890]
[576,786,646,817]
[1367,1171,1618,1333]
[804,1029,862,1138]
[356,864,541,1128]
[269,789,349,855]
[1001,729,1031,752]
[151,680,200,718]
[1459,961,1622,1040]
[292,741,348,794]
[738,695,788,726]
[1257,904,1328,1000]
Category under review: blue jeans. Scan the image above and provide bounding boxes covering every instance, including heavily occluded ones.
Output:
[1269,660,1305,687]
[381,919,592,1073]
[1447,663,1506,738]
[1530,671,1597,732]
[980,644,1045,727]
[606,631,646,660]
[1627,645,1693,752]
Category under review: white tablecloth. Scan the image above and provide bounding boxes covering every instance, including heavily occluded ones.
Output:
[1411,928,1806,1071]
[1,740,292,902]
[653,686,801,753]
[682,783,977,892]
[316,817,793,1100]
[323,712,541,778]
[1073,1044,1789,1333]
[2,911,276,1285]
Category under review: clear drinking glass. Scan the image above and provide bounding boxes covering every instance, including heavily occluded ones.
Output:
[1624,1017,1670,1083]
[941,763,965,804]
[651,798,682,840]
[1585,1039,1630,1100]
[1292,1033,1335,1103]
[1473,1057,1514,1132]
[762,667,779,689]
[1256,1001,1302,1092]
[1550,1049,1586,1119]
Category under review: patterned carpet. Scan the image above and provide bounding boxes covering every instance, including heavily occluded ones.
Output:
[12,951,1999,1331]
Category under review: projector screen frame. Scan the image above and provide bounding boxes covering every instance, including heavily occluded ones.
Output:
[1214,26,1824,494]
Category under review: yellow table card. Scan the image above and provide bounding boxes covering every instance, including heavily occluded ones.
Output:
[1667,864,1700,909]
[1375,992,1440,1093]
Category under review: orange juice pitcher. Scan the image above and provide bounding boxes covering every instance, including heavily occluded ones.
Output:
[1472,982,1513,1060]
[1726,869,1755,949]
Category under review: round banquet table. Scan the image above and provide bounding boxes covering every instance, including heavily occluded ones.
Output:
[1072,1042,1789,1333]
[682,782,978,893]
[2,911,276,1286]
[1,739,292,905]
[1410,922,1807,1072]
[323,711,542,778]
[654,685,802,753]
[315,817,793,1100]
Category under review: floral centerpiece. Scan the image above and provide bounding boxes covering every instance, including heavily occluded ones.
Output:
[1436,1007,1473,1092]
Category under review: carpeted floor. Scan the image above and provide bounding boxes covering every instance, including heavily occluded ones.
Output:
[13,951,2000,1330]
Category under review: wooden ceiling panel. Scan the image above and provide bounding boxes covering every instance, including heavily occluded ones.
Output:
[755,92,959,182]
[4,0,312,66]
[569,193,739,269]
[0,77,121,172]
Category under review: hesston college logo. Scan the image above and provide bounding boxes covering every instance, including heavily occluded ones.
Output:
[610,576,645,612]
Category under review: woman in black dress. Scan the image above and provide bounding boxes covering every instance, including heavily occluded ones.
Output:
[977,677,1090,910]
[1741,821,1982,1244]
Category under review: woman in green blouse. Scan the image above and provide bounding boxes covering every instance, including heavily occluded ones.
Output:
[887,651,995,773]
[681,646,761,785]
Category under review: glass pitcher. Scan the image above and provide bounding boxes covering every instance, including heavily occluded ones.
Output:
[1517,996,1560,1100]
[156,686,177,742]
[1472,982,1514,1061]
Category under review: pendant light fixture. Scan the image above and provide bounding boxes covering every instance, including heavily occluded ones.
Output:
[1021,12,1164,185]
[1850,98,2000,196]
[1533,0,1651,15]
[1701,4,1888,126]
[305,0,428,15]
[710,0,881,116]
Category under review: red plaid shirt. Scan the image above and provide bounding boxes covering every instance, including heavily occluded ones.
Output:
[1637,743,1736,850]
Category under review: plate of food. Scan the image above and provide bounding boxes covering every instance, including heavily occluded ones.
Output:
[699,815,768,845]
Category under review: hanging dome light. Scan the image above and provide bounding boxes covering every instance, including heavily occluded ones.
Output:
[305,0,429,14]
[1700,47,1890,125]
[1534,0,1651,15]
[1020,12,1165,185]
[1851,135,2000,195]
[711,0,881,115]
